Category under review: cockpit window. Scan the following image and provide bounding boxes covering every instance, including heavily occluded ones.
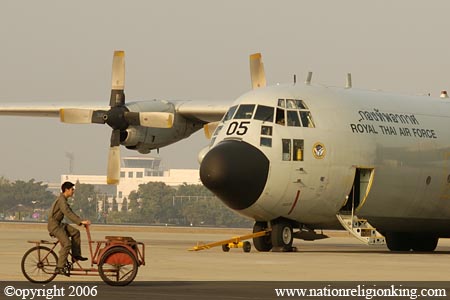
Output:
[299,111,315,128]
[254,105,274,122]
[296,100,308,109]
[233,104,255,119]
[213,125,223,137]
[276,98,315,128]
[287,110,301,127]
[275,108,285,125]
[223,105,238,121]
[286,99,297,109]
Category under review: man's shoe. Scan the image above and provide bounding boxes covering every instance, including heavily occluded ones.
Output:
[72,256,88,262]
[54,267,69,277]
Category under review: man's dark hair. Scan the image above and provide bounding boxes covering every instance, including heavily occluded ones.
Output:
[61,181,75,192]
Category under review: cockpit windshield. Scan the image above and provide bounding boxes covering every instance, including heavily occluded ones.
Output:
[223,105,238,121]
[233,104,255,119]
[254,105,274,122]
[223,98,314,127]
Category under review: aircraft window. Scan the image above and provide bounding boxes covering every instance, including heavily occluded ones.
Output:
[296,100,308,109]
[299,111,315,128]
[287,110,301,127]
[282,139,291,161]
[293,139,304,161]
[223,105,238,121]
[234,104,255,119]
[210,137,216,146]
[276,108,285,125]
[261,125,272,136]
[213,125,223,137]
[260,137,272,147]
[277,99,286,108]
[286,99,297,109]
[254,105,274,122]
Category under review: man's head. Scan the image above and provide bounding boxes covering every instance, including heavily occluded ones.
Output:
[61,181,75,197]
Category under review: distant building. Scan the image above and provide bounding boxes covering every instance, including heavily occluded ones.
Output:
[61,156,200,211]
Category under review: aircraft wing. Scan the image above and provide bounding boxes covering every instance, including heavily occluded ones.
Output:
[0,103,109,118]
[175,100,229,123]
[0,101,229,123]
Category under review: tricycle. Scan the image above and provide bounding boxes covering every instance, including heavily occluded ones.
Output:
[21,224,145,286]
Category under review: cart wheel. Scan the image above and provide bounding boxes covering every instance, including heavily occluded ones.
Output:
[243,241,251,253]
[21,246,58,283]
[222,244,230,252]
[98,247,138,286]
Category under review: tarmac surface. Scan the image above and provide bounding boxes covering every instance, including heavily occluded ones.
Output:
[1,222,449,299]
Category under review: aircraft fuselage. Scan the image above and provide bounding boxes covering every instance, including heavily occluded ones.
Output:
[200,83,450,251]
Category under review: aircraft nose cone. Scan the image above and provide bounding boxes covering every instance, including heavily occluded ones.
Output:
[200,140,269,210]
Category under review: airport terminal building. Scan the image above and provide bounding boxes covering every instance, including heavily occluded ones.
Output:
[61,156,200,211]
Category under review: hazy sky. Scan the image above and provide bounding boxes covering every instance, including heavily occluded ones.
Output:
[1,1,450,183]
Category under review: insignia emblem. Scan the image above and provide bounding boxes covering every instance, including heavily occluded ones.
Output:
[312,142,326,159]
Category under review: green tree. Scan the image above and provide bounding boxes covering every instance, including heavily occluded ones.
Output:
[69,181,99,220]
[0,178,54,220]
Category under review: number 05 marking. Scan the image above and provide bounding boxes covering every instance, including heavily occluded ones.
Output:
[226,121,250,136]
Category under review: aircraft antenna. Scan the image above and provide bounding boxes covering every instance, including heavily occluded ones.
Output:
[305,72,313,85]
[440,90,448,98]
[293,74,296,85]
[346,73,352,89]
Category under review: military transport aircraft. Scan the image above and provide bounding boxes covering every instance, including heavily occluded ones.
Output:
[1,51,449,252]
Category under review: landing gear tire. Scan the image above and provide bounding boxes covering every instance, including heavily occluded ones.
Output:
[252,222,272,252]
[386,232,411,251]
[271,221,293,252]
[411,235,438,252]
[386,232,438,252]
[222,244,230,252]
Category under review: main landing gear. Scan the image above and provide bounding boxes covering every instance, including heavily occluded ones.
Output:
[385,232,439,252]
[252,220,295,252]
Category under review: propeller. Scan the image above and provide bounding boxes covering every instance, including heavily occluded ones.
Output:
[250,53,266,89]
[59,51,174,184]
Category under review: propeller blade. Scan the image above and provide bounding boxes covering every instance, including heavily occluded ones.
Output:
[110,50,126,107]
[110,129,121,147]
[203,121,220,139]
[107,146,121,185]
[60,108,94,124]
[250,53,266,89]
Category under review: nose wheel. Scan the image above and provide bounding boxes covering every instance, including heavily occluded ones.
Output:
[252,222,272,252]
[271,221,294,252]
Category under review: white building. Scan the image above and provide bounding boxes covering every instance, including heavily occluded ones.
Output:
[61,156,201,211]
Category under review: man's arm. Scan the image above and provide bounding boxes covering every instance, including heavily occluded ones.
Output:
[58,197,83,225]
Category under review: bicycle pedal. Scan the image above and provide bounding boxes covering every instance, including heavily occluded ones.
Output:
[55,268,70,277]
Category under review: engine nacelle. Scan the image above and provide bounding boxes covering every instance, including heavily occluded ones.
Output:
[121,100,205,153]
[121,126,146,146]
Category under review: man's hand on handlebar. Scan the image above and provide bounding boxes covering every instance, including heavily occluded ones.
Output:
[81,220,91,226]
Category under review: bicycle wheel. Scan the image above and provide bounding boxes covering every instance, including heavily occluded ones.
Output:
[98,247,138,286]
[21,246,58,283]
